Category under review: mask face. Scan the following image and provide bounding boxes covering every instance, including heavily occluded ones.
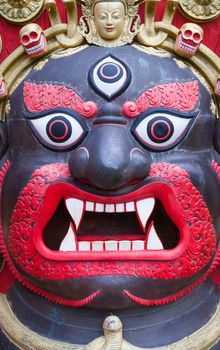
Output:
[1,45,219,309]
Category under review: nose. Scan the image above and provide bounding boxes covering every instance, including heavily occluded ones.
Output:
[69,125,151,191]
[106,13,113,25]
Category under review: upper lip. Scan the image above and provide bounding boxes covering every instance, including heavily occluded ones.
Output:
[33,181,189,261]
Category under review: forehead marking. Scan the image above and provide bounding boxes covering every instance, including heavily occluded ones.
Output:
[123,80,199,118]
[23,81,97,118]
[88,55,131,101]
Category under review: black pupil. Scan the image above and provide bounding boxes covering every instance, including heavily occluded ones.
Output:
[103,64,118,77]
[46,116,72,143]
[154,122,169,138]
[147,116,174,144]
[51,121,66,138]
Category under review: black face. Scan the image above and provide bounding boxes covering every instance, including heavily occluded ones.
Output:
[1,45,220,309]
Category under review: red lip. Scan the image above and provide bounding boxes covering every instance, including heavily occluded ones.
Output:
[33,181,189,261]
[6,162,216,281]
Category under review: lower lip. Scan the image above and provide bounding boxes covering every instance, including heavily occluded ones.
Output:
[105,28,114,32]
[33,182,189,261]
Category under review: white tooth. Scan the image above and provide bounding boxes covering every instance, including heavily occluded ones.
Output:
[86,201,94,211]
[126,202,135,212]
[132,240,145,250]
[136,198,155,230]
[147,223,163,250]
[66,198,84,230]
[95,203,104,212]
[119,240,131,251]
[59,224,76,252]
[116,203,125,212]
[105,204,115,213]
[92,241,104,251]
[78,241,90,251]
[105,240,118,251]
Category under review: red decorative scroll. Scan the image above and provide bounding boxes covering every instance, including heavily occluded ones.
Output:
[23,82,97,118]
[212,160,220,178]
[123,80,199,118]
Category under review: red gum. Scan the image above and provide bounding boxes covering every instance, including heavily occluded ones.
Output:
[123,80,199,118]
[23,82,97,118]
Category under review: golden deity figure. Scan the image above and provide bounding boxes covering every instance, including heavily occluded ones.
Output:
[79,0,140,46]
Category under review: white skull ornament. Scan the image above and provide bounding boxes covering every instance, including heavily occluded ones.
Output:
[175,23,204,58]
[20,24,48,58]
[215,75,220,97]
[0,75,7,100]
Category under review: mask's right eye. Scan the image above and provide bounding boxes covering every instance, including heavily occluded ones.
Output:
[24,110,88,151]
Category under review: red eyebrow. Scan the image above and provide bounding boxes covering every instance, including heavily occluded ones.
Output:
[23,82,97,118]
[123,80,199,118]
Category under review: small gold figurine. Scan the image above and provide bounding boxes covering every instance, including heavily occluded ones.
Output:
[79,0,140,47]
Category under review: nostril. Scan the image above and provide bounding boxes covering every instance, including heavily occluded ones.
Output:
[130,148,151,179]
[69,147,89,179]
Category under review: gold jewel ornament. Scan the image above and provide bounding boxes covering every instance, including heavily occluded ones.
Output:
[180,0,220,23]
[78,0,141,47]
[0,0,44,25]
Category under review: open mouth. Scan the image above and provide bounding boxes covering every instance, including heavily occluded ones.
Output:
[34,182,188,261]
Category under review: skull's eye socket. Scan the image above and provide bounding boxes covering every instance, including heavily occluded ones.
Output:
[193,33,201,42]
[30,31,38,40]
[24,111,88,151]
[22,35,30,44]
[184,30,192,38]
[131,110,196,152]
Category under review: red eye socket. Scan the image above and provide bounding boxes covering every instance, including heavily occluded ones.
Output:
[30,31,38,40]
[184,30,192,38]
[22,35,30,44]
[193,33,201,41]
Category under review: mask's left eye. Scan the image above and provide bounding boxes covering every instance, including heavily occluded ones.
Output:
[131,110,197,152]
[25,111,88,151]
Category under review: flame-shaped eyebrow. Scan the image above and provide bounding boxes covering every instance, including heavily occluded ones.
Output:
[23,82,97,118]
[123,80,199,118]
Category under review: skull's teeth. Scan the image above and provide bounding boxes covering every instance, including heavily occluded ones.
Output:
[25,34,45,55]
[177,36,198,54]
[58,197,164,252]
